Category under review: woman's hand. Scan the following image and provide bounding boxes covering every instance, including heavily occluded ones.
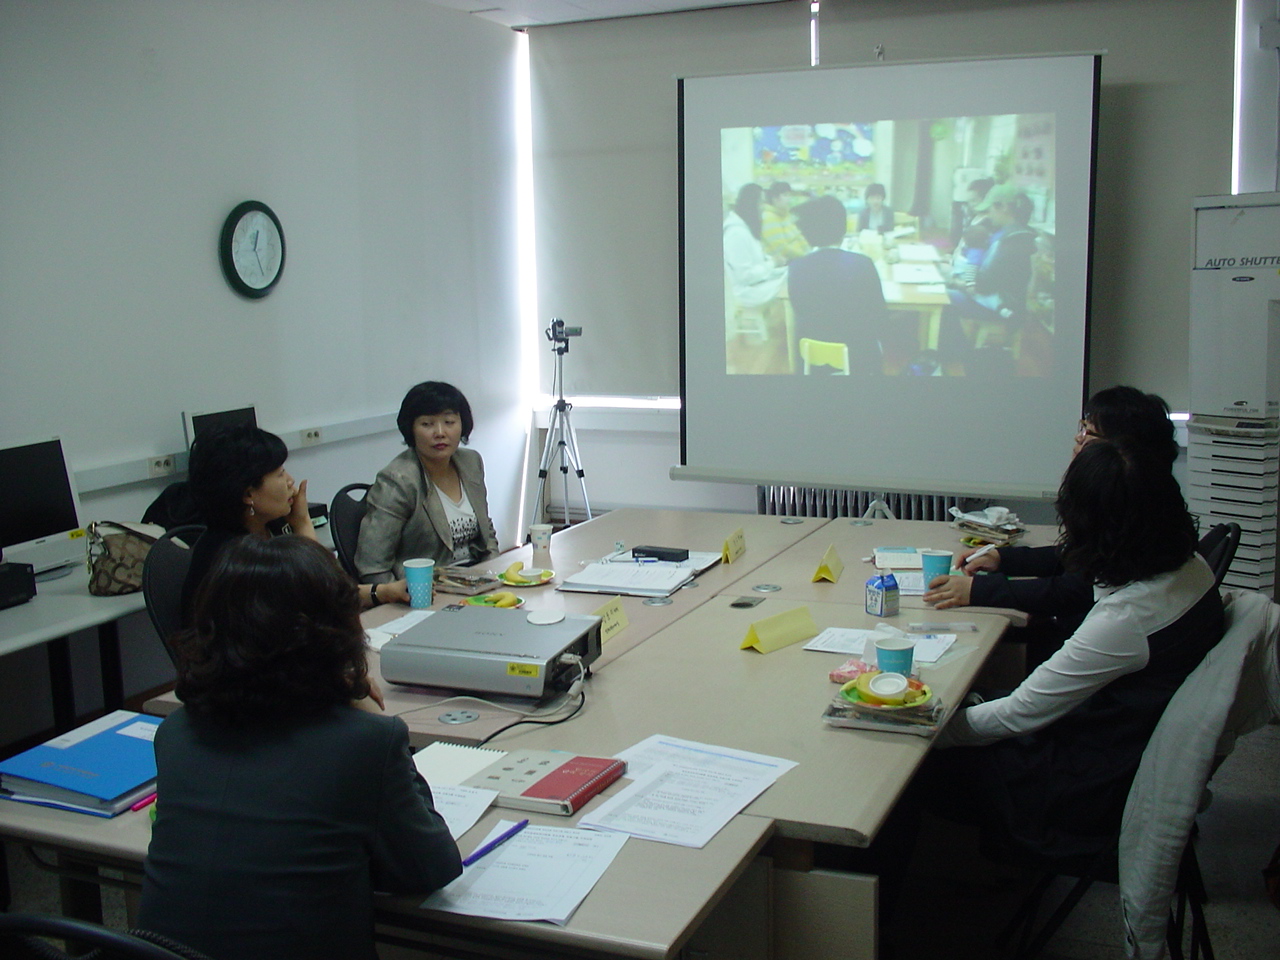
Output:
[382,580,410,604]
[287,478,316,539]
[923,575,973,609]
[958,546,1000,574]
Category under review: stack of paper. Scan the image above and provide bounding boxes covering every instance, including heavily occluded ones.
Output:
[424,820,627,925]
[558,562,693,598]
[579,735,796,848]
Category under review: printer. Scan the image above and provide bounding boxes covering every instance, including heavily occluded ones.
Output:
[379,605,602,698]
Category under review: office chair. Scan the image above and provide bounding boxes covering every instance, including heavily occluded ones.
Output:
[997,589,1280,960]
[330,483,371,578]
[141,524,204,666]
[798,337,850,375]
[0,913,213,960]
[1197,522,1242,589]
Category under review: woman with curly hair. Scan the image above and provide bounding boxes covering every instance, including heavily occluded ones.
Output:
[138,536,461,960]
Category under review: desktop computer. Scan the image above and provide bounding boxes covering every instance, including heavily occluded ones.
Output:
[0,437,86,578]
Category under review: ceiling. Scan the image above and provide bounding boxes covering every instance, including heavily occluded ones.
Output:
[427,0,786,30]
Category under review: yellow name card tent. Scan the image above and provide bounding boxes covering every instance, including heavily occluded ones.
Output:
[812,544,844,583]
[722,528,747,564]
[740,606,819,654]
[592,597,629,645]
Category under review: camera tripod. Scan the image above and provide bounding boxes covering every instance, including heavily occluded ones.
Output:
[533,320,592,527]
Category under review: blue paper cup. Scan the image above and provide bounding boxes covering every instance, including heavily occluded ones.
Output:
[403,558,435,609]
[874,637,916,676]
[919,549,954,589]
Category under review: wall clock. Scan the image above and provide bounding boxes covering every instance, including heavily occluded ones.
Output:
[219,200,285,298]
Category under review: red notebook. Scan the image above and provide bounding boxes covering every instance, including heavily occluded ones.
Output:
[462,749,627,815]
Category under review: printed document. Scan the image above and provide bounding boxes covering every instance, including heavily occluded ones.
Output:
[578,735,796,848]
[422,820,627,924]
[426,783,498,840]
[803,627,957,663]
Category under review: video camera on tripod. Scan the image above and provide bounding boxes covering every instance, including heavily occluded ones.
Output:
[545,318,583,352]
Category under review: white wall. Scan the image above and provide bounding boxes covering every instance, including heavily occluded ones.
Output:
[0,0,522,532]
[0,0,522,742]
[528,0,1235,409]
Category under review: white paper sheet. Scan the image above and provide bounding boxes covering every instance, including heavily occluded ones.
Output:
[579,763,774,848]
[802,627,957,663]
[891,262,942,284]
[422,820,627,924]
[896,243,941,261]
[426,783,498,840]
[611,734,797,782]
[577,735,795,848]
[364,609,434,650]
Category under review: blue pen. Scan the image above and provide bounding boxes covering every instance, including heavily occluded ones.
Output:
[462,818,530,867]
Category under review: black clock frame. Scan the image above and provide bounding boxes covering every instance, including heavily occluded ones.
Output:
[219,200,286,299]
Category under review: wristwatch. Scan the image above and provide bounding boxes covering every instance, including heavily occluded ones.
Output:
[369,583,382,607]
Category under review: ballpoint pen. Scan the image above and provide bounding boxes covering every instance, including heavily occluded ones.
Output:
[964,544,997,568]
[131,792,158,812]
[462,819,530,867]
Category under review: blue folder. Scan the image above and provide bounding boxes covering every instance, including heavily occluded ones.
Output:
[0,709,160,816]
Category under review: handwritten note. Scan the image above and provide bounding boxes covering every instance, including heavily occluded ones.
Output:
[592,596,629,644]
[722,527,746,564]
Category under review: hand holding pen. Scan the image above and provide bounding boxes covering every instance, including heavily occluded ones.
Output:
[960,543,1000,574]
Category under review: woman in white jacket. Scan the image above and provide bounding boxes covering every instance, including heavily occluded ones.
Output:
[723,182,787,308]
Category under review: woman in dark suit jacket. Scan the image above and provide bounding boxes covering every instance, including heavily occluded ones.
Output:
[138,536,462,960]
[356,381,500,581]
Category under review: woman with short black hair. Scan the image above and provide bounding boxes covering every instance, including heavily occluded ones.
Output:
[183,425,406,619]
[356,381,499,579]
[139,536,462,960]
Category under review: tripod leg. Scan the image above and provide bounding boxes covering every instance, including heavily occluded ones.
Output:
[558,410,593,520]
[533,406,565,526]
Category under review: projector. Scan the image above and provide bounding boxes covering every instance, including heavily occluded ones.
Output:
[379,605,601,699]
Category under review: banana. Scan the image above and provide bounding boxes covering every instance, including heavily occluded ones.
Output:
[503,561,531,584]
[493,592,519,608]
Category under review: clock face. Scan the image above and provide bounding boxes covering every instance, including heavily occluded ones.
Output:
[219,201,285,298]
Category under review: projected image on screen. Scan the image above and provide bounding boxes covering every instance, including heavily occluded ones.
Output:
[722,115,1056,378]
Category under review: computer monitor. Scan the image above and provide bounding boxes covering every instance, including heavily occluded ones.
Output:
[0,437,85,576]
[182,405,257,449]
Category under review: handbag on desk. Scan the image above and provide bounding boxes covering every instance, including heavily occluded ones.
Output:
[86,521,165,596]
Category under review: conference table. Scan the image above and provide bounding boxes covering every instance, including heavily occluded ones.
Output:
[0,568,146,736]
[0,508,1023,960]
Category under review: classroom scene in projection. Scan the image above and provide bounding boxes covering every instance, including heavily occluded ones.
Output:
[722,115,1057,378]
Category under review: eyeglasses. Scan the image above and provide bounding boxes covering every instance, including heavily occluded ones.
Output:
[1076,419,1103,442]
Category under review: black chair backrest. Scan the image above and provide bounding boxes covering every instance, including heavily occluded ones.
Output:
[142,524,204,666]
[1198,522,1242,589]
[330,483,370,578]
[0,912,213,960]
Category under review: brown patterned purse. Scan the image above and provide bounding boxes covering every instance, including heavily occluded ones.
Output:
[86,521,164,596]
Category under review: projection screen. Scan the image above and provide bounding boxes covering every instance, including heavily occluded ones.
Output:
[675,55,1099,499]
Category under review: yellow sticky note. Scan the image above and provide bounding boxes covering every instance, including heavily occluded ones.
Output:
[812,544,844,583]
[722,527,747,564]
[740,606,819,654]
[592,596,629,645]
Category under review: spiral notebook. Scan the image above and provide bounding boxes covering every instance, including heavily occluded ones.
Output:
[414,742,627,816]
